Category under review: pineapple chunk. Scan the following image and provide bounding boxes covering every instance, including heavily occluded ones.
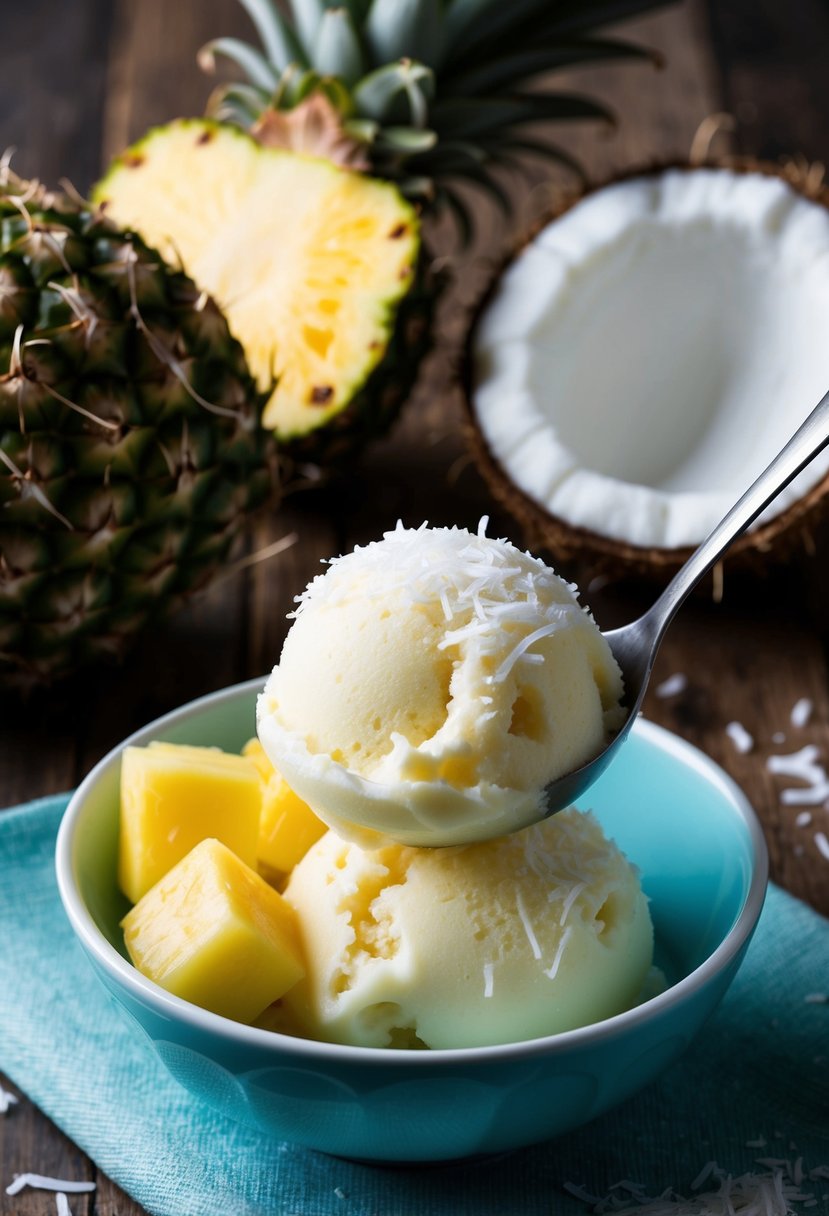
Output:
[119,742,260,904]
[243,737,326,874]
[121,838,305,1023]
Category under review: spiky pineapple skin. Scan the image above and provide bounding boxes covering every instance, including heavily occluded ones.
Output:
[0,175,276,689]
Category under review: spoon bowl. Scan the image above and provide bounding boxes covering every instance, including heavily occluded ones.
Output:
[540,385,829,819]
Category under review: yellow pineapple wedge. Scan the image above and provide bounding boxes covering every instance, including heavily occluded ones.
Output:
[243,737,326,875]
[95,121,422,450]
[122,838,305,1022]
[119,741,260,903]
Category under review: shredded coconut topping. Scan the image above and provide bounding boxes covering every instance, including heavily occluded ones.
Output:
[791,698,813,728]
[515,889,543,960]
[544,924,573,980]
[0,1085,18,1115]
[289,524,597,682]
[560,881,587,927]
[491,615,578,684]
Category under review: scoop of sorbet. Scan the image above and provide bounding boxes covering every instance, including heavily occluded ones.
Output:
[282,810,653,1049]
[257,523,624,847]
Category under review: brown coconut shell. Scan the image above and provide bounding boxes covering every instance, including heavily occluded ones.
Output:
[462,157,829,581]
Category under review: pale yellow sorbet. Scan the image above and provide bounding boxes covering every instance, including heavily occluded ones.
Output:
[257,524,624,846]
[283,809,653,1049]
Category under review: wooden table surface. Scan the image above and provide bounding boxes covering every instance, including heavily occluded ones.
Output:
[2,1,828,1211]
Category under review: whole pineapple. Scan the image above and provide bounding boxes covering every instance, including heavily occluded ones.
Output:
[96,0,673,459]
[0,169,276,688]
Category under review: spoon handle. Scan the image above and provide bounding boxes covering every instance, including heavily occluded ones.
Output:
[634,385,829,664]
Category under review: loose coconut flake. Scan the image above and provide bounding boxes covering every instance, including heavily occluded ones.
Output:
[0,1085,18,1115]
[5,1175,96,1196]
[655,673,688,699]
[767,747,829,806]
[726,722,754,755]
[791,698,814,728]
[563,1156,829,1214]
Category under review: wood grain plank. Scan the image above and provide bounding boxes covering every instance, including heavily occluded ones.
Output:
[0,0,113,191]
[643,603,829,917]
[3,3,827,1215]
[245,498,338,682]
[584,560,829,920]
[0,1077,94,1215]
[102,0,256,163]
[548,1,724,177]
[72,578,249,785]
[707,0,829,164]
[0,693,77,808]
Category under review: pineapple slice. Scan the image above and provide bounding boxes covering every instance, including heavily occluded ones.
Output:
[243,737,326,874]
[118,741,260,904]
[95,120,420,441]
[121,838,305,1023]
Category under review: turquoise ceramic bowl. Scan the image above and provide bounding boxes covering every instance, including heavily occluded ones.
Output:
[56,677,767,1163]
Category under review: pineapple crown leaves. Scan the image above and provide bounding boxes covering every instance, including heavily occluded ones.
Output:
[201,0,676,224]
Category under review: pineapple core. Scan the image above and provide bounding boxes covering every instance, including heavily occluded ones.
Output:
[118,742,260,903]
[243,737,326,874]
[121,838,305,1023]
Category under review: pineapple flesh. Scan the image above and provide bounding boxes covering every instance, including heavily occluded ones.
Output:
[96,121,421,445]
[121,837,305,1023]
[118,741,261,903]
[243,736,326,874]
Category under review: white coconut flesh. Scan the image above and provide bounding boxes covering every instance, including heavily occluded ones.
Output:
[472,169,829,550]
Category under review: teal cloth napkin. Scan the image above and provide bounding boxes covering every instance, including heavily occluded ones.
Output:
[1,794,827,1216]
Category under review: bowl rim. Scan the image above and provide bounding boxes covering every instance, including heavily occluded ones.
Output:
[55,675,769,1068]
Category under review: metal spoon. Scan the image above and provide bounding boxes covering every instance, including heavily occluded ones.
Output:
[540,385,829,818]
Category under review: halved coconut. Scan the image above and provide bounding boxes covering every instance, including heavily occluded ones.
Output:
[467,164,829,574]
